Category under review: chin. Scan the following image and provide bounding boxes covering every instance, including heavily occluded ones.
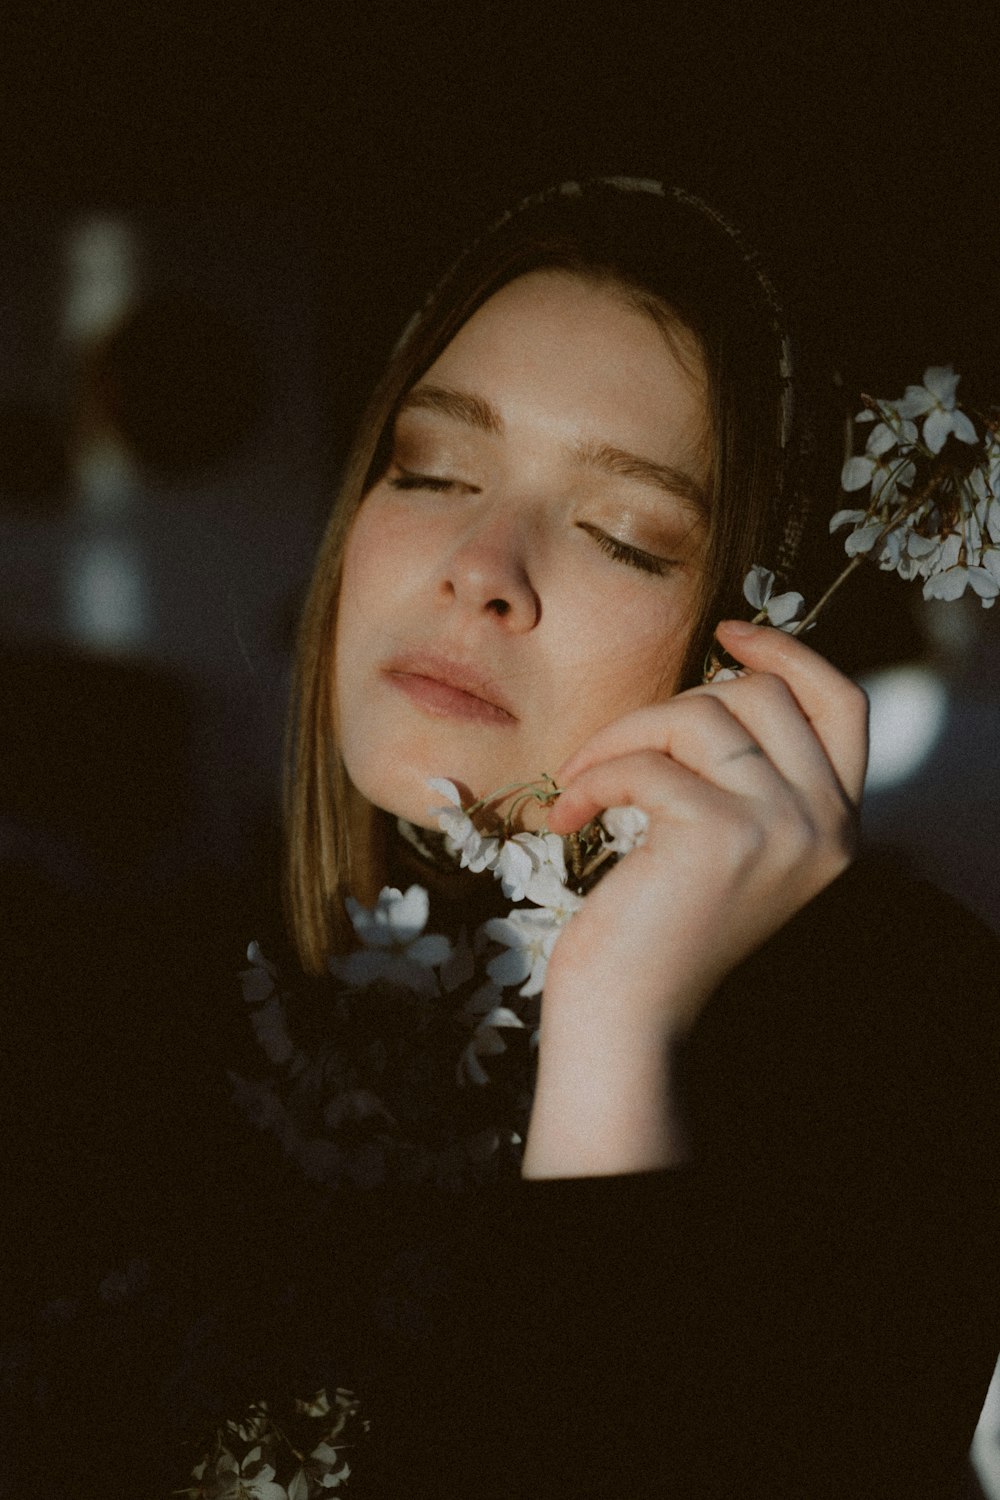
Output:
[344,756,454,831]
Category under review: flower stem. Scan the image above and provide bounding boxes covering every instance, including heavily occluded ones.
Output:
[787,553,868,637]
[789,479,942,638]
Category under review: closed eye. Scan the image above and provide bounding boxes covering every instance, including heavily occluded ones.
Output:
[388,466,477,494]
[579,523,673,577]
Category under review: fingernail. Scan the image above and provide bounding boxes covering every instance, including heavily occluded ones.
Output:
[719,618,757,637]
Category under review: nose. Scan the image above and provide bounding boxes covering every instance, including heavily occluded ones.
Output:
[439,516,541,631]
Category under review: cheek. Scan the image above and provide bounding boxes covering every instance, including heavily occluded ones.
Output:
[552,585,697,723]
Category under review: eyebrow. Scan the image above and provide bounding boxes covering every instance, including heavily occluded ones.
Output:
[400,382,503,435]
[399,381,708,517]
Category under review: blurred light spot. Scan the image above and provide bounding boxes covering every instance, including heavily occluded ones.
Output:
[971,1355,1000,1498]
[67,536,148,652]
[62,215,141,343]
[860,664,948,795]
[76,433,138,519]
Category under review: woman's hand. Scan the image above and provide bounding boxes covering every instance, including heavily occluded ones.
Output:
[521,620,868,1178]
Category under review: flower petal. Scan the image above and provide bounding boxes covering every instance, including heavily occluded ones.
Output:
[866,422,898,457]
[844,522,885,556]
[486,947,533,989]
[406,933,452,967]
[951,408,978,444]
[922,365,959,403]
[923,567,969,601]
[922,407,951,454]
[742,564,774,610]
[496,838,534,901]
[765,590,804,627]
[830,508,867,533]
[426,777,463,806]
[388,885,430,941]
[898,385,934,418]
[841,456,875,491]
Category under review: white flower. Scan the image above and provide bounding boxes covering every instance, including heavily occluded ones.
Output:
[457,1005,526,1087]
[426,778,499,872]
[329,885,452,996]
[897,365,978,454]
[742,564,805,629]
[225,1404,272,1445]
[496,829,569,902]
[923,563,999,605]
[195,1445,288,1500]
[494,836,535,901]
[288,1437,352,1497]
[840,447,917,500]
[484,905,570,996]
[600,804,649,855]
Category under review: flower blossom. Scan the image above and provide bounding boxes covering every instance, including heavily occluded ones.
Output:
[483,862,583,998]
[833,371,1000,607]
[192,1445,287,1500]
[742,564,805,629]
[329,885,452,996]
[840,415,918,499]
[498,830,569,903]
[457,981,527,1086]
[483,907,564,997]
[288,1437,352,1497]
[897,365,978,454]
[427,778,499,872]
[600,805,649,855]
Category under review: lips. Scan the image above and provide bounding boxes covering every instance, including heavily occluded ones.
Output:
[382,649,517,724]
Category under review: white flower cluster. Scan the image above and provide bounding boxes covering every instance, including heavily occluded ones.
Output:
[232,783,649,1190]
[833,366,1000,606]
[429,775,647,997]
[184,1388,362,1499]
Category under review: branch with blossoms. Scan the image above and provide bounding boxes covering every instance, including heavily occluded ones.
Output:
[707,365,999,680]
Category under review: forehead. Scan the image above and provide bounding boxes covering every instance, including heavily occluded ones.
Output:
[411,269,709,476]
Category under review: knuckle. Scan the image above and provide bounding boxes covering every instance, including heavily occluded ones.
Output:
[735,670,795,712]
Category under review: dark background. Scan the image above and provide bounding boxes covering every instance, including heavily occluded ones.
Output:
[1,0,998,1425]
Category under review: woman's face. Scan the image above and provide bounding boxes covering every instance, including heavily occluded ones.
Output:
[335,269,710,829]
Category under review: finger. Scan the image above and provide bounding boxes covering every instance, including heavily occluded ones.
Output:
[713,620,869,802]
[684,670,850,810]
[548,749,729,836]
[556,696,785,799]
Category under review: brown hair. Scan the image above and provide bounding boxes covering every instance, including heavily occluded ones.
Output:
[285,179,800,972]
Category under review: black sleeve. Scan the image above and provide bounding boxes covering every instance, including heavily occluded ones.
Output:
[357,860,1000,1500]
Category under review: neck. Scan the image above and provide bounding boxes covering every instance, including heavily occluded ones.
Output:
[388,818,509,928]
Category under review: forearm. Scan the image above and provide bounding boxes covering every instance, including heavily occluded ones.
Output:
[521,998,691,1178]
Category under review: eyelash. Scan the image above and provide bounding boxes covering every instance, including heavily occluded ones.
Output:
[388,472,457,493]
[584,528,670,577]
[387,472,671,578]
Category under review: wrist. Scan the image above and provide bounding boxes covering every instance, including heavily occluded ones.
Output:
[521,1002,690,1179]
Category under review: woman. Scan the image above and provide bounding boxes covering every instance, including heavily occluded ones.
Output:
[8,179,991,1499]
[274,179,999,1497]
